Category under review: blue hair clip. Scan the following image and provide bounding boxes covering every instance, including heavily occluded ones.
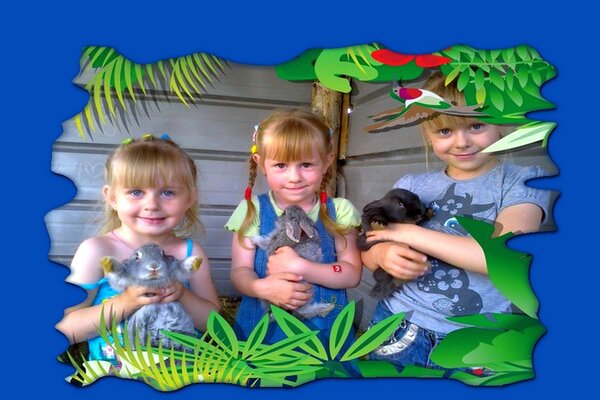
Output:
[328,127,334,138]
[160,134,171,140]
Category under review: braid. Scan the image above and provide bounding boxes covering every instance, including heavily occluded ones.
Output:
[238,155,258,247]
[318,165,349,249]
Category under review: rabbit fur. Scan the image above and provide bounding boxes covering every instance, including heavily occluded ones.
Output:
[357,188,433,299]
[252,205,335,319]
[100,242,202,350]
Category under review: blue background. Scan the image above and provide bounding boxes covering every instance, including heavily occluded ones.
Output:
[3,1,596,399]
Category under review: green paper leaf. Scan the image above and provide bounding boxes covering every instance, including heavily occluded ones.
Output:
[329,301,355,360]
[340,312,405,362]
[483,121,556,152]
[207,311,239,356]
[457,69,471,91]
[250,331,318,361]
[314,47,379,93]
[431,314,545,373]
[456,217,538,317]
[488,87,505,112]
[270,305,328,360]
[275,48,322,81]
[241,313,269,359]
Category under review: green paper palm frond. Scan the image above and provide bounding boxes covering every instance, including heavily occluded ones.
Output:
[73,46,228,139]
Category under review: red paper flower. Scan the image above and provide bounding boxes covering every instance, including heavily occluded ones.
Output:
[372,49,451,68]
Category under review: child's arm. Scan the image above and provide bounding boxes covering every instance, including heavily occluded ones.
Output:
[56,238,164,343]
[366,202,543,275]
[361,242,430,279]
[266,229,363,289]
[163,243,222,332]
[230,234,313,310]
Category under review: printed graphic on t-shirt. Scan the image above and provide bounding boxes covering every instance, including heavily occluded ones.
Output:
[428,183,494,235]
[417,183,493,315]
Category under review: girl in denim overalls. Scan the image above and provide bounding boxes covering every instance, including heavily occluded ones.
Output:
[225,109,362,348]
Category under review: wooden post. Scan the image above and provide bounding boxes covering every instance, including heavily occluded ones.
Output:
[311,81,348,196]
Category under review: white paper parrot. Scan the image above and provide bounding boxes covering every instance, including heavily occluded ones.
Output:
[365,83,488,132]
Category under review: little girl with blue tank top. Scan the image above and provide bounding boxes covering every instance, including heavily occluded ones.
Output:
[56,134,221,367]
[226,110,362,350]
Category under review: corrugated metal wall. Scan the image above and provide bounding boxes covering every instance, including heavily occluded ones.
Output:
[46,61,312,297]
[343,76,557,329]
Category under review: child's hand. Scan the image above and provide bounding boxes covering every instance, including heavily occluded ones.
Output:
[372,242,429,280]
[366,223,409,244]
[258,272,313,310]
[267,246,304,275]
[158,282,185,303]
[117,285,162,310]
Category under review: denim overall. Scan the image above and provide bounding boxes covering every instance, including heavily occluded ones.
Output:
[233,193,350,345]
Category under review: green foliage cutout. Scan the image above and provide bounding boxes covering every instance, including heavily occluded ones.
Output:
[65,301,405,390]
[73,46,227,139]
[276,43,557,152]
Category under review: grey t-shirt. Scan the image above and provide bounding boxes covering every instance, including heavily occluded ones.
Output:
[384,161,550,334]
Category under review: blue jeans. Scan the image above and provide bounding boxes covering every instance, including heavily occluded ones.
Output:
[367,302,447,371]
[366,302,494,378]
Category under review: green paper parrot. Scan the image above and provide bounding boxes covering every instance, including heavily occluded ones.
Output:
[365,83,489,133]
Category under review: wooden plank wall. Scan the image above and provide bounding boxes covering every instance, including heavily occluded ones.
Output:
[343,76,558,329]
[46,61,312,298]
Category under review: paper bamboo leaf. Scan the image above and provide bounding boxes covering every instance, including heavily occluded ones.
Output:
[483,121,556,152]
[249,331,317,361]
[340,312,405,362]
[241,313,269,359]
[207,311,239,356]
[329,301,355,360]
[113,56,125,110]
[270,305,328,360]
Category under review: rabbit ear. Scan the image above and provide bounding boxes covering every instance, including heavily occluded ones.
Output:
[285,220,301,243]
[299,219,317,238]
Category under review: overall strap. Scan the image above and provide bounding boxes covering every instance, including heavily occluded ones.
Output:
[254,193,276,278]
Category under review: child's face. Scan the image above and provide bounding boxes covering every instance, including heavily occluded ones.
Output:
[104,180,195,238]
[424,120,502,180]
[256,145,332,211]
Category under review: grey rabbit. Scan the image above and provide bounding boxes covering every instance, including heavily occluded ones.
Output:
[357,189,433,299]
[100,243,202,350]
[252,205,335,319]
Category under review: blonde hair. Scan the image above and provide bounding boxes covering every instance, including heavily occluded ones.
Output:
[99,135,202,237]
[239,109,348,245]
[420,72,482,133]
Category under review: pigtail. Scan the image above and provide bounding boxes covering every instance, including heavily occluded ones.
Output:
[237,155,259,247]
[318,165,350,250]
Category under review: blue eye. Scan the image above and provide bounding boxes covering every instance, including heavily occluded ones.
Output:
[161,190,175,197]
[130,189,143,197]
[471,123,485,131]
